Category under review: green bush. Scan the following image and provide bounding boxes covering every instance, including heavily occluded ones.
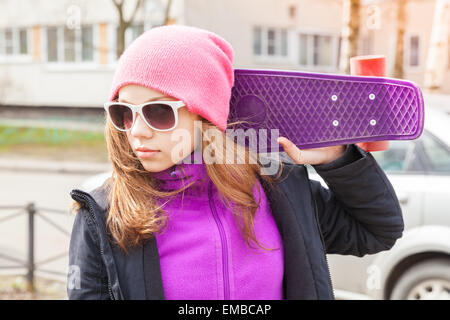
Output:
[0,125,105,147]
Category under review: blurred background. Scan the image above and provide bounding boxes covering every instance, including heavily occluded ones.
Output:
[0,0,449,300]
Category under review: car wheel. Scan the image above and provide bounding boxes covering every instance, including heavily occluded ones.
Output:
[390,258,450,300]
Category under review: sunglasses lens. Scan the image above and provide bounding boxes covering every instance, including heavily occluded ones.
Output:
[108,104,133,130]
[142,103,176,130]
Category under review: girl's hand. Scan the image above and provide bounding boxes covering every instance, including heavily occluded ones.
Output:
[277,136,346,166]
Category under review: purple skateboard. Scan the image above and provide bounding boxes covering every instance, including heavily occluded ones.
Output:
[227,68,424,153]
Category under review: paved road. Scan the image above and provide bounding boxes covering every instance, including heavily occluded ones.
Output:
[0,168,94,283]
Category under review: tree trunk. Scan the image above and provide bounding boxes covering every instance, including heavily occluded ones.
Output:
[112,0,143,58]
[113,0,174,58]
[116,21,127,59]
[164,0,173,25]
[424,0,450,92]
[394,0,407,79]
[339,0,361,74]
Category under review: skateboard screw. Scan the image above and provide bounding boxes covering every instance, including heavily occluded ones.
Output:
[369,93,375,100]
[333,120,339,126]
[331,95,338,101]
[370,119,376,125]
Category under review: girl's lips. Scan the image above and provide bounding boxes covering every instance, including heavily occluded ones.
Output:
[136,147,159,152]
[136,150,160,159]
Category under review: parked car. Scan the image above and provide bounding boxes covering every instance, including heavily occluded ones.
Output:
[80,105,450,300]
[305,105,450,300]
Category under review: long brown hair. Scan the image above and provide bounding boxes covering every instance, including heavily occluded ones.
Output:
[71,116,286,255]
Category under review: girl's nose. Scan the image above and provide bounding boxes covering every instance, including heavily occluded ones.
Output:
[130,113,154,138]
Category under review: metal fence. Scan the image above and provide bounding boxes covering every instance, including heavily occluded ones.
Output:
[0,203,70,291]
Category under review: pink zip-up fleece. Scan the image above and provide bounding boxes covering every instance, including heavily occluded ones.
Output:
[153,151,284,300]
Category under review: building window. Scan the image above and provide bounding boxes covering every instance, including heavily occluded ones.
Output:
[253,27,262,55]
[280,29,288,56]
[299,34,308,65]
[46,25,95,63]
[408,35,420,67]
[4,29,13,55]
[46,27,58,62]
[131,23,144,40]
[313,35,332,66]
[125,23,144,49]
[0,27,31,58]
[268,29,276,55]
[81,25,94,61]
[64,26,76,62]
[114,22,145,60]
[19,28,28,54]
[252,26,288,58]
[298,33,336,68]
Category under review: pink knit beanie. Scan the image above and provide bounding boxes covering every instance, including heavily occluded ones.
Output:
[108,24,235,132]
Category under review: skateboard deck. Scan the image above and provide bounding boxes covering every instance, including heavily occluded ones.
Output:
[227,68,424,153]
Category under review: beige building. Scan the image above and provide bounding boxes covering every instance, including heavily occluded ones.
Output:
[359,0,450,94]
[0,0,177,107]
[0,0,448,108]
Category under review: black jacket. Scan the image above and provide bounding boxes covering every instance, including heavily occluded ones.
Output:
[67,144,404,300]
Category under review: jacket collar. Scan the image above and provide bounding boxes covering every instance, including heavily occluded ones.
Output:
[152,150,209,193]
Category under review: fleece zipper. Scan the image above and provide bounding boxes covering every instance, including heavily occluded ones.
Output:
[70,189,116,300]
[207,181,230,300]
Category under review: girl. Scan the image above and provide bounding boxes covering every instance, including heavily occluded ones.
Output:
[67,25,404,300]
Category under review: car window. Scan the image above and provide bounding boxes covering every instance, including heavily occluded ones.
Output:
[370,140,419,173]
[304,141,419,175]
[421,131,450,173]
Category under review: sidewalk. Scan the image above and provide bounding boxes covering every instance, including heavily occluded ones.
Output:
[0,157,112,174]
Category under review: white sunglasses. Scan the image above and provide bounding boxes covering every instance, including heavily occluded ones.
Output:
[104,100,186,132]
